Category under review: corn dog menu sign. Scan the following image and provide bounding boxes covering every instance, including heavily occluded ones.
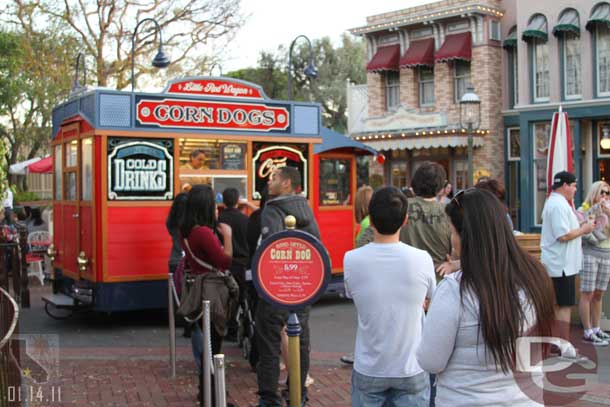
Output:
[135,96,290,133]
[252,230,331,309]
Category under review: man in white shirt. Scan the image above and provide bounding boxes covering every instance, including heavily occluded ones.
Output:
[2,186,13,210]
[541,171,595,349]
[344,186,436,407]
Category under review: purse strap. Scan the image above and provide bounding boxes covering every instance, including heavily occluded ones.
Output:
[183,237,227,276]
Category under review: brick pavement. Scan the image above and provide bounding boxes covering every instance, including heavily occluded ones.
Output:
[23,344,354,407]
[18,342,610,407]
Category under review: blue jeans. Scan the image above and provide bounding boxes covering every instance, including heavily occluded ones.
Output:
[351,370,429,407]
[190,322,223,374]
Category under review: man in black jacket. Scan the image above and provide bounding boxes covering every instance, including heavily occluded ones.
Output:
[255,166,320,407]
[219,187,250,341]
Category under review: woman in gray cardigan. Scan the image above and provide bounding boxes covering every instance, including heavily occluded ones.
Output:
[417,188,556,406]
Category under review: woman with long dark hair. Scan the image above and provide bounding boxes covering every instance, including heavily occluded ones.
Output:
[166,192,189,336]
[417,188,555,406]
[180,185,233,406]
[166,193,188,275]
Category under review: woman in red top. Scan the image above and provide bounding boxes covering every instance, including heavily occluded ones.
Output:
[179,184,233,406]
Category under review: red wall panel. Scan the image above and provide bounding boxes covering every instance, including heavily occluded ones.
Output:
[105,206,172,281]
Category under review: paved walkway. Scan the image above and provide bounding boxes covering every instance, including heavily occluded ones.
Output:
[18,342,610,407]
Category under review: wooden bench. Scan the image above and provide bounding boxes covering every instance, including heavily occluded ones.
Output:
[515,233,541,259]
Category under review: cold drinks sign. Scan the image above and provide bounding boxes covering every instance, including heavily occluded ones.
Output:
[252,228,331,310]
[107,138,174,200]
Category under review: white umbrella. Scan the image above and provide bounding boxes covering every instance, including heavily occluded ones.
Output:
[546,105,573,194]
[9,157,42,175]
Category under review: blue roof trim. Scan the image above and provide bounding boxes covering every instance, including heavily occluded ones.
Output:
[51,87,323,139]
[314,127,377,155]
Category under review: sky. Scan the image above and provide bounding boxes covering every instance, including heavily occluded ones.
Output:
[221,0,436,73]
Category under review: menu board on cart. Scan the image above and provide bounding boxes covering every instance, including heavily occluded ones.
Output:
[252,143,308,199]
[107,137,174,200]
[220,143,245,170]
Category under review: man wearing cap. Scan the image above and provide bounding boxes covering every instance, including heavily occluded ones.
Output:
[541,171,595,353]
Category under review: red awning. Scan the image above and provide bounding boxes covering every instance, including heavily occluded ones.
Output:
[367,45,400,72]
[400,38,435,68]
[435,32,472,63]
[28,156,52,173]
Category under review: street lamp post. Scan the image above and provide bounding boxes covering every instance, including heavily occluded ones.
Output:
[72,52,87,93]
[287,35,318,100]
[459,84,481,187]
[131,18,171,92]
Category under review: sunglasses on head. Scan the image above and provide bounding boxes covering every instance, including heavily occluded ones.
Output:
[451,187,477,207]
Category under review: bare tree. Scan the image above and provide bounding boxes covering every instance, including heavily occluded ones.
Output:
[4,0,244,89]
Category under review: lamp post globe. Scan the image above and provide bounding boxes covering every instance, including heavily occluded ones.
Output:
[287,35,318,100]
[602,126,610,150]
[459,84,481,187]
[131,18,171,92]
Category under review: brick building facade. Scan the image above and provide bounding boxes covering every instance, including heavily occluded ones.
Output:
[347,0,505,195]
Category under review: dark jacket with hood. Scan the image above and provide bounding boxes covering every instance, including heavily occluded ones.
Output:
[261,194,320,240]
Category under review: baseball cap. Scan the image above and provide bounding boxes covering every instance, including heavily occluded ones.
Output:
[552,171,576,189]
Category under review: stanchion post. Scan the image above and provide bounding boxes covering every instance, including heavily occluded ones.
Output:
[202,299,212,407]
[287,312,302,407]
[213,354,226,407]
[168,273,176,378]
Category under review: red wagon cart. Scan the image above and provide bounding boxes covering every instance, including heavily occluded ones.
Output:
[44,76,376,314]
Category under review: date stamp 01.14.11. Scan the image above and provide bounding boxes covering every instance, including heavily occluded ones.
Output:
[6,385,62,403]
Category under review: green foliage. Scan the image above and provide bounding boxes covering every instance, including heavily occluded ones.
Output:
[227,52,288,99]
[226,35,367,133]
[0,29,78,166]
[14,190,40,203]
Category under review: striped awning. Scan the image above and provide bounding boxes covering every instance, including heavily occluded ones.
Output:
[553,9,580,36]
[587,3,610,31]
[522,14,548,42]
[367,45,400,72]
[435,32,472,62]
[358,135,484,151]
[400,38,435,68]
[503,26,518,48]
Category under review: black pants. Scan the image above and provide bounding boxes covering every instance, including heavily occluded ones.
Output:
[255,300,310,407]
[227,263,247,335]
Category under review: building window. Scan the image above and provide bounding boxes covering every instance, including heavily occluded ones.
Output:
[533,122,551,226]
[454,61,471,102]
[597,24,610,96]
[533,40,550,102]
[385,71,400,110]
[419,67,435,106]
[507,48,519,107]
[533,122,575,225]
[563,33,581,99]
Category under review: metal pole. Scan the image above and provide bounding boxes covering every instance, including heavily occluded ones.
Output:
[202,300,212,407]
[168,273,176,378]
[213,354,227,407]
[467,123,474,187]
[287,312,302,407]
[131,18,163,92]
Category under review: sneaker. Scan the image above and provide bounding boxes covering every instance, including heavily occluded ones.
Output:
[340,354,354,364]
[583,332,609,347]
[305,374,314,387]
[595,329,610,341]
